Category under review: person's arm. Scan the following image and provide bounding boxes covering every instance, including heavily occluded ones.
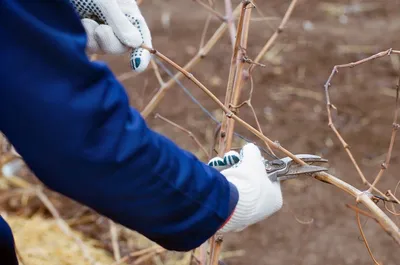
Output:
[0,1,238,251]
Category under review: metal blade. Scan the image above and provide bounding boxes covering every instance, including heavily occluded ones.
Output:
[280,154,328,164]
[265,154,328,182]
[275,165,328,181]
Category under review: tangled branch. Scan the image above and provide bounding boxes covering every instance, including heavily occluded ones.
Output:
[138,44,400,259]
[324,49,400,194]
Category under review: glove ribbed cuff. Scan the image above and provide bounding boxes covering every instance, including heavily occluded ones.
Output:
[218,177,260,233]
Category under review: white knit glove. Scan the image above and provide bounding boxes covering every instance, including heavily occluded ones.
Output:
[208,143,283,233]
[70,0,152,72]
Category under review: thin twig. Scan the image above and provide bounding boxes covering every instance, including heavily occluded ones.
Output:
[210,235,223,265]
[324,49,400,195]
[109,220,121,261]
[355,204,382,265]
[251,2,277,30]
[150,58,165,87]
[388,184,400,223]
[251,0,299,70]
[133,248,165,265]
[154,113,210,158]
[193,0,226,22]
[250,16,280,22]
[141,4,242,118]
[199,14,213,50]
[346,204,378,220]
[109,245,162,265]
[388,190,400,205]
[368,72,400,192]
[199,0,215,50]
[231,72,275,155]
[393,181,400,206]
[347,203,392,235]
[384,202,400,216]
[224,0,237,48]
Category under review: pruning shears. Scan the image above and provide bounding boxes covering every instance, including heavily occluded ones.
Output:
[264,154,328,182]
[208,151,328,182]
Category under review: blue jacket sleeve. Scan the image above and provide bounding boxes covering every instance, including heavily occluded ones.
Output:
[0,1,238,251]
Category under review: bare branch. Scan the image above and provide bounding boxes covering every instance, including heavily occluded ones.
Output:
[346,204,378,220]
[139,43,400,248]
[150,58,165,87]
[141,43,303,163]
[218,1,253,154]
[316,173,400,246]
[210,3,254,263]
[224,5,254,150]
[354,205,382,265]
[251,0,299,70]
[132,249,165,265]
[199,14,213,50]
[368,72,400,192]
[210,235,223,265]
[193,0,225,22]
[154,113,210,159]
[141,4,242,118]
[384,202,400,216]
[388,189,400,205]
[387,185,400,222]
[231,74,276,155]
[224,0,237,48]
[109,245,163,265]
[324,49,400,195]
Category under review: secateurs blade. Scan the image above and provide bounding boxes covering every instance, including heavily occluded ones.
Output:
[264,154,328,182]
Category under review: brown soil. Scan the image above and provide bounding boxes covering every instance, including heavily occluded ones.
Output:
[118,1,400,264]
[3,0,400,264]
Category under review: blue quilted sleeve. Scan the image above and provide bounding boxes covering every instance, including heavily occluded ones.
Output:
[0,1,238,251]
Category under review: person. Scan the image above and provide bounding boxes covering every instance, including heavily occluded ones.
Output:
[0,1,283,264]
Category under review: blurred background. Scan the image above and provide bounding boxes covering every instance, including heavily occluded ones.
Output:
[1,0,400,264]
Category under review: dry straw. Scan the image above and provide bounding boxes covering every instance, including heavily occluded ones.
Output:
[3,214,116,265]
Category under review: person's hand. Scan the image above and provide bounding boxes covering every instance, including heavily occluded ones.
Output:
[70,0,152,72]
[208,143,283,233]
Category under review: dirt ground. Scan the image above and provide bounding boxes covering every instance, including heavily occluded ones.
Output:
[123,1,399,264]
[2,0,400,264]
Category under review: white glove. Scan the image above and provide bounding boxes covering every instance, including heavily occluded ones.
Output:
[70,0,152,72]
[208,143,283,233]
